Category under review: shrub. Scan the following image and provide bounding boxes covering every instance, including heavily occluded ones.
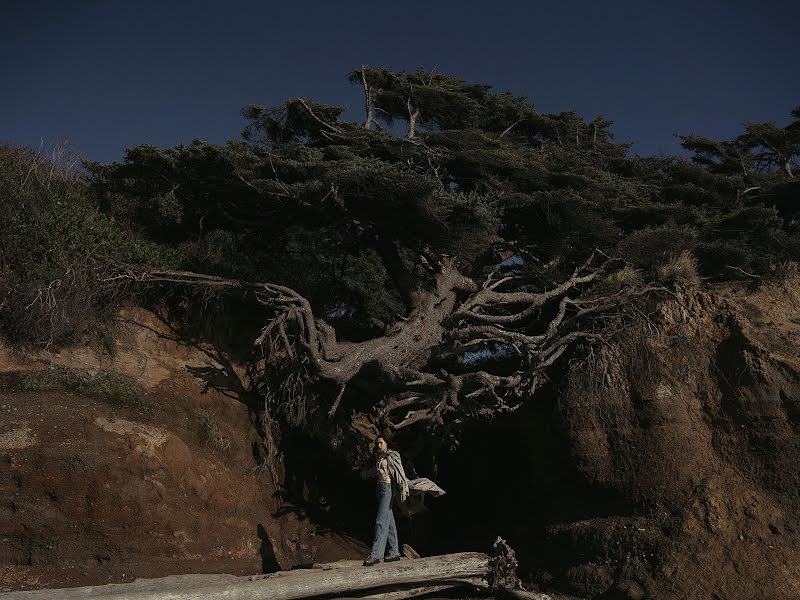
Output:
[695,240,757,279]
[657,250,701,288]
[0,144,182,348]
[591,265,644,296]
[616,227,696,271]
[695,207,798,277]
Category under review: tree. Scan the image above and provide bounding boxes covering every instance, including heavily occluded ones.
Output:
[681,106,800,179]
[677,134,755,176]
[739,111,800,179]
[81,70,799,458]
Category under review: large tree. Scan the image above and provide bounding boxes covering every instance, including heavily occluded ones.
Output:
[81,68,799,454]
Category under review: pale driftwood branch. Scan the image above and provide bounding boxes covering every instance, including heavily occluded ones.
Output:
[499,119,524,139]
[725,265,762,278]
[0,553,491,600]
[393,408,435,430]
[251,562,488,599]
[504,591,554,600]
[337,578,489,600]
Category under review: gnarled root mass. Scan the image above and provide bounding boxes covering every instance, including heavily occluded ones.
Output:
[115,252,664,440]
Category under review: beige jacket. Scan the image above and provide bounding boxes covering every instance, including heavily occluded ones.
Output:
[361,450,446,503]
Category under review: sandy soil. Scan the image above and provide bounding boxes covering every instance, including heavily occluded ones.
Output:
[0,308,366,592]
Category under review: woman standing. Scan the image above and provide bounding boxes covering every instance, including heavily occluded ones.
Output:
[360,435,445,566]
[361,436,405,566]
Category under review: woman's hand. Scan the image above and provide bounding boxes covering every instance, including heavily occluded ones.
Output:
[400,491,408,503]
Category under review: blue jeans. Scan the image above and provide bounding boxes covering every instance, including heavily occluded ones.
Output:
[370,482,399,559]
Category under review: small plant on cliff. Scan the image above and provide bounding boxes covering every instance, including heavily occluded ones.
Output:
[199,409,232,454]
[658,250,701,289]
[591,265,645,296]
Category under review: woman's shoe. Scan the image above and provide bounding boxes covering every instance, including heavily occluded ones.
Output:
[384,555,402,562]
[363,556,381,566]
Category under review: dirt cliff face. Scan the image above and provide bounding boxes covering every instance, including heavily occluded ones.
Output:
[403,275,800,600]
[1,277,798,599]
[0,309,366,592]
[549,275,800,599]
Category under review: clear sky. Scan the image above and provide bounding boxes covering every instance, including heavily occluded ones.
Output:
[2,1,798,163]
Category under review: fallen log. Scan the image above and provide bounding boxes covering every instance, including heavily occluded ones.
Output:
[0,552,490,600]
[246,558,487,600]
[504,591,554,600]
[250,544,422,580]
[334,577,488,600]
[250,559,366,580]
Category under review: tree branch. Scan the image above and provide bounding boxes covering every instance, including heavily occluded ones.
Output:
[361,66,375,130]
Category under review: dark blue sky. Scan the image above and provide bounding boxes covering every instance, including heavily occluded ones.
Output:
[2,1,798,163]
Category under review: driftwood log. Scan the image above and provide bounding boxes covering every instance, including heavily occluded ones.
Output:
[0,552,491,600]
[331,577,489,600]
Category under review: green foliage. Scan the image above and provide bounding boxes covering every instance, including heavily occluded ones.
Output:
[696,206,795,276]
[349,67,539,134]
[681,106,800,179]
[241,98,346,146]
[616,227,697,271]
[0,145,182,347]
[5,69,799,347]
[592,265,645,296]
[422,189,499,260]
[504,189,622,269]
[678,135,754,176]
[0,367,157,415]
[694,240,752,277]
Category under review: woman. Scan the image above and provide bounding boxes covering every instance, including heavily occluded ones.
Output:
[360,435,445,566]
[360,436,405,566]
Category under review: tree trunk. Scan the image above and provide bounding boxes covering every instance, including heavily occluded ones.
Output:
[336,578,488,600]
[1,553,491,600]
[407,99,420,139]
[783,158,794,179]
[361,66,374,130]
[503,590,555,600]
[299,259,474,384]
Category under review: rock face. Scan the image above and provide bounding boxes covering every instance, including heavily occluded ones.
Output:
[0,309,366,592]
